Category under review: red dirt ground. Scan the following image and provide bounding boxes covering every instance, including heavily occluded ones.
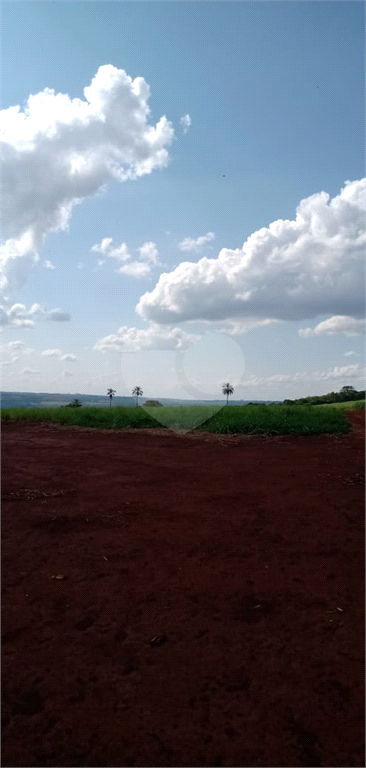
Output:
[1,412,365,768]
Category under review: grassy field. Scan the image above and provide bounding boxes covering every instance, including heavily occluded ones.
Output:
[315,399,365,410]
[1,403,350,435]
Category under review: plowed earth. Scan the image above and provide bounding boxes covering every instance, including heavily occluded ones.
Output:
[1,412,365,767]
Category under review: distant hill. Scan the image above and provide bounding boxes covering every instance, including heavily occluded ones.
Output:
[1,391,278,409]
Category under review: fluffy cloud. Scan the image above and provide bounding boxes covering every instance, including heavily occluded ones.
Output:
[178,232,215,252]
[137,179,366,325]
[45,308,71,321]
[218,318,280,335]
[118,261,152,279]
[1,65,174,294]
[41,349,77,360]
[91,238,130,261]
[299,315,366,338]
[180,114,192,134]
[0,303,71,326]
[91,237,159,277]
[4,317,35,328]
[0,233,37,295]
[3,340,33,362]
[43,260,56,269]
[41,349,63,357]
[238,363,366,390]
[4,340,28,353]
[138,241,159,264]
[94,323,199,353]
[92,237,113,254]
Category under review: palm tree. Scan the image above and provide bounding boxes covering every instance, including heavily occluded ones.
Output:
[67,398,82,407]
[222,382,234,406]
[107,388,116,407]
[132,386,143,406]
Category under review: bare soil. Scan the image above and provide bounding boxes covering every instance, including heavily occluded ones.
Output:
[1,412,365,767]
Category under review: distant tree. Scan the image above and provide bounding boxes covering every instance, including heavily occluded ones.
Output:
[107,388,116,407]
[66,399,82,407]
[132,386,143,406]
[144,399,162,407]
[222,382,234,406]
[341,385,355,393]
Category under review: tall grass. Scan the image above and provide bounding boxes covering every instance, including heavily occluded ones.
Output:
[198,404,349,434]
[315,399,365,410]
[1,406,157,429]
[1,403,350,434]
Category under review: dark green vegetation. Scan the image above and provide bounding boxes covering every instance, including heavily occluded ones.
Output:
[283,386,365,407]
[1,403,350,435]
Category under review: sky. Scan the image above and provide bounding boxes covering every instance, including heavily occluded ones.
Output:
[1,0,365,401]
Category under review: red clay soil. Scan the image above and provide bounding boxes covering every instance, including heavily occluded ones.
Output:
[1,411,365,768]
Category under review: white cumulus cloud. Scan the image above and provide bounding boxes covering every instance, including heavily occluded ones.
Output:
[137,179,366,325]
[118,261,152,279]
[319,363,365,382]
[4,340,27,353]
[178,231,215,252]
[41,349,77,360]
[91,238,130,262]
[43,260,56,269]
[91,237,159,277]
[138,241,159,264]
[91,237,113,255]
[1,64,174,295]
[299,315,366,338]
[180,114,192,134]
[3,340,33,361]
[41,348,63,357]
[218,318,280,335]
[45,308,71,321]
[0,302,71,326]
[94,323,199,353]
[238,363,366,390]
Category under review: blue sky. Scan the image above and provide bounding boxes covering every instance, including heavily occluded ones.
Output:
[1,1,365,400]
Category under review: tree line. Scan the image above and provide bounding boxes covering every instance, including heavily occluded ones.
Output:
[283,386,365,406]
[65,383,236,407]
[63,384,364,409]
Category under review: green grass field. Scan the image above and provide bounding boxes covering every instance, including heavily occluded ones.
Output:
[315,399,365,410]
[1,403,350,435]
